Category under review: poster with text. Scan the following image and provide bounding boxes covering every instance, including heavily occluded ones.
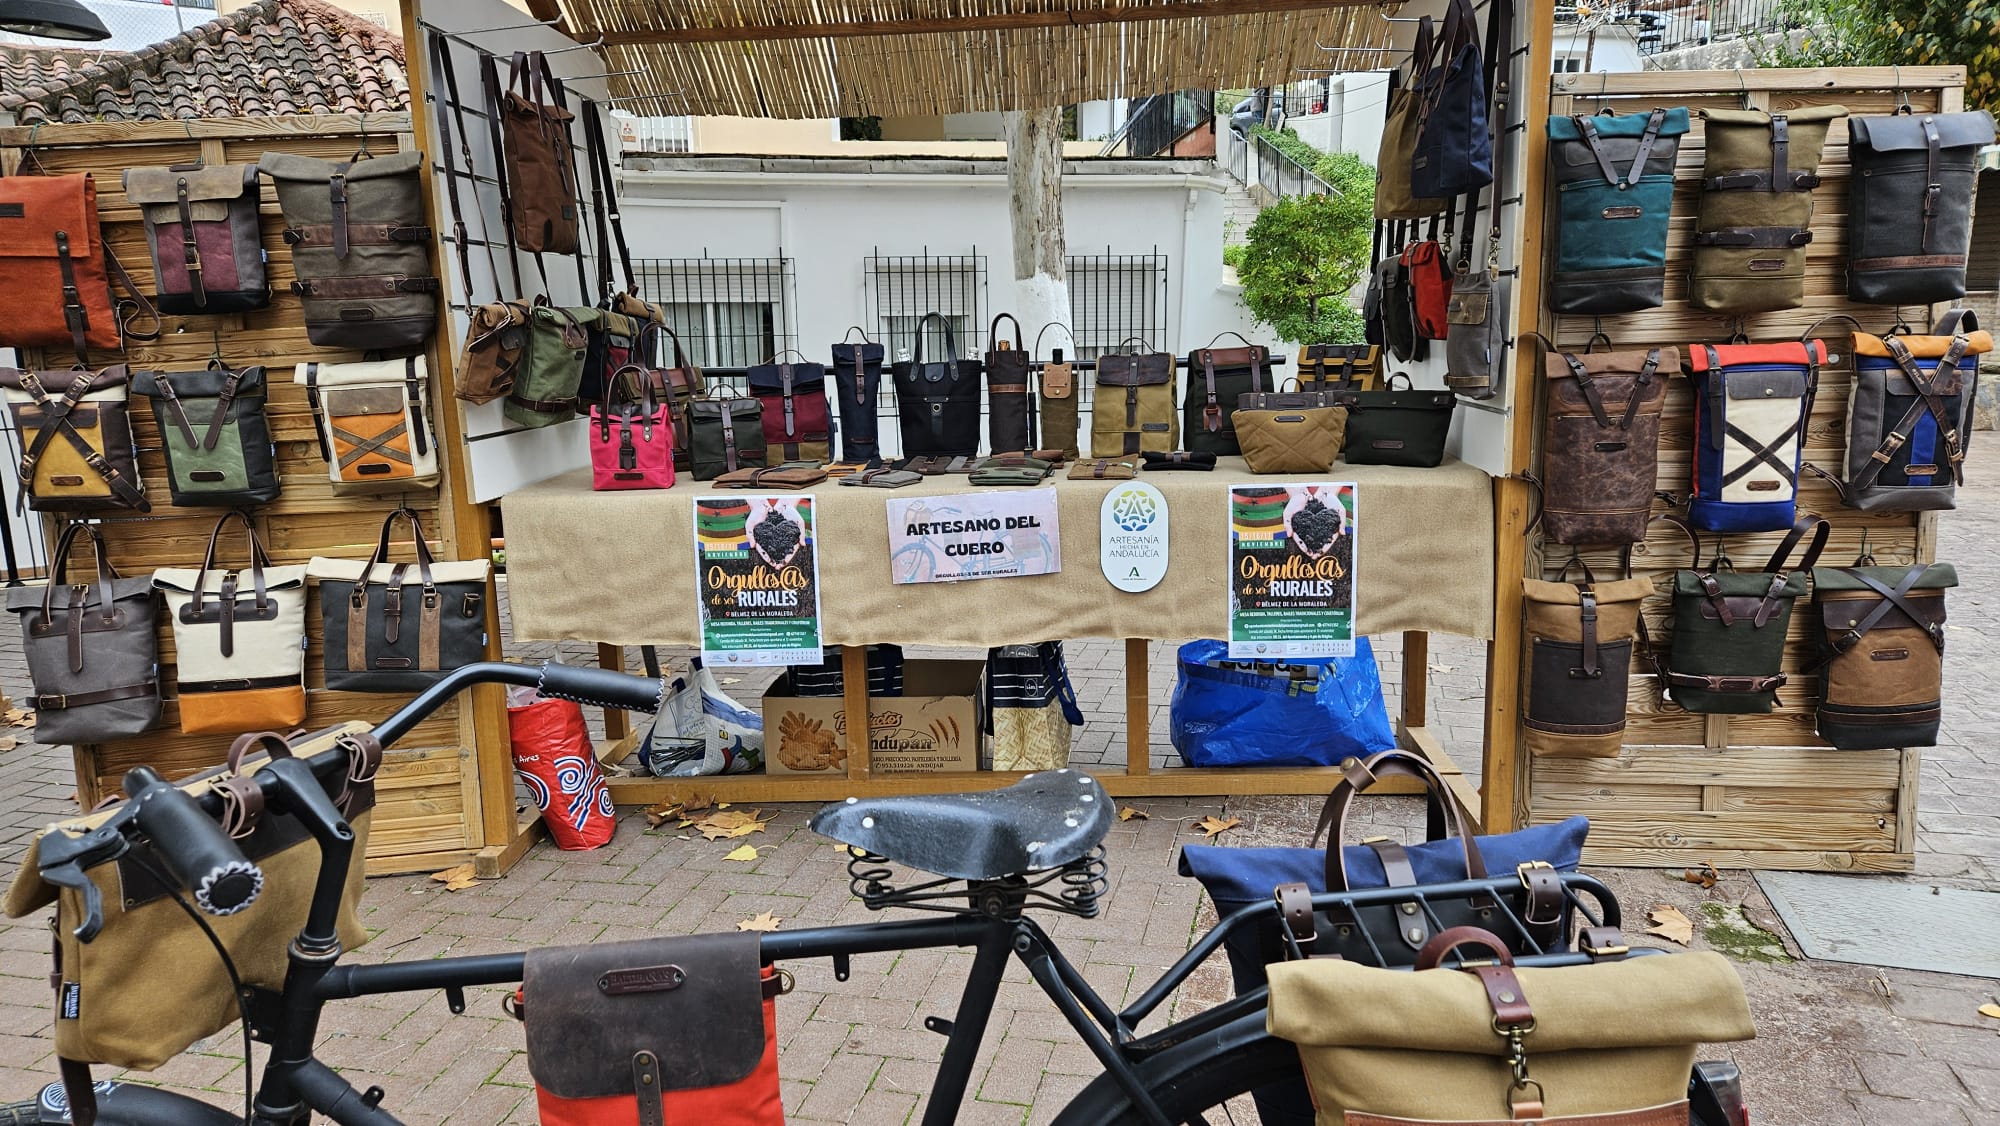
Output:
[1227,483,1356,658]
[885,490,1063,584]
[694,494,824,666]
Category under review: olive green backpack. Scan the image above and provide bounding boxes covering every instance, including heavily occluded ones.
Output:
[131,363,280,507]
[1657,514,1827,715]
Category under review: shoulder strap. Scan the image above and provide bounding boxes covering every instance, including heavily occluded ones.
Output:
[427,31,503,305]
[478,52,527,297]
[584,100,636,297]
[1764,514,1829,575]
[539,59,592,300]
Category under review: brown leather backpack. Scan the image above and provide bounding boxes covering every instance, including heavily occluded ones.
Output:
[493,51,581,256]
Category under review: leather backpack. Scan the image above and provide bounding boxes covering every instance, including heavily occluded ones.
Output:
[1184,334,1275,456]
[494,51,581,255]
[1092,339,1178,456]
[295,357,440,493]
[0,364,149,513]
[153,511,309,735]
[1690,106,1846,314]
[831,334,884,465]
[7,522,160,745]
[1533,344,1672,545]
[892,313,982,459]
[1401,234,1453,341]
[122,163,268,315]
[985,313,1034,454]
[1657,515,1826,715]
[259,150,438,351]
[688,389,767,480]
[1684,339,1824,532]
[131,362,281,508]
[505,302,590,430]
[1337,374,1455,467]
[1810,555,1956,750]
[746,353,832,462]
[0,171,158,364]
[1545,107,1689,315]
[308,507,492,693]
[1847,107,1996,305]
[1816,310,1989,512]
[1522,564,1654,758]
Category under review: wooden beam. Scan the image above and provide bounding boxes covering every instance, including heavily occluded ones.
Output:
[0,113,413,147]
[598,0,1373,46]
[524,0,564,24]
[1124,638,1150,776]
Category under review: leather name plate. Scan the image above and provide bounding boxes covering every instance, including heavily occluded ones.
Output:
[599,964,687,995]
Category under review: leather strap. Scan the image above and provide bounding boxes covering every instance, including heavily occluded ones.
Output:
[1693,226,1814,248]
[1574,590,1601,677]
[584,100,637,296]
[1664,670,1787,694]
[59,1057,96,1126]
[54,231,90,366]
[33,681,156,711]
[1770,113,1790,195]
[1882,334,1970,486]
[429,31,484,303]
[632,1049,664,1126]
[1921,113,1943,252]
[290,274,441,298]
[1706,169,1821,191]
[478,52,526,296]
[283,223,432,248]
[1825,565,1944,659]
[174,176,206,307]
[13,369,150,513]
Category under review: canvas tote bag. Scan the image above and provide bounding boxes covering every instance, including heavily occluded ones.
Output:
[309,507,492,694]
[154,511,308,735]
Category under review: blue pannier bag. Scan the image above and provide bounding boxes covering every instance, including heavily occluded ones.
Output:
[1169,638,1395,768]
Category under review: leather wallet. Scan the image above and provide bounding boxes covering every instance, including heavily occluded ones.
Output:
[990,448,1069,467]
[1142,451,1217,471]
[715,463,828,489]
[839,468,922,488]
[824,461,873,478]
[969,456,1054,486]
[898,455,974,475]
[1067,457,1139,481]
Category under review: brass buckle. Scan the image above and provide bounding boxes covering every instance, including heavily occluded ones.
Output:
[1515,860,1554,889]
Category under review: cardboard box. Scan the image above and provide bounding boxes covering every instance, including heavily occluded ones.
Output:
[763,659,982,774]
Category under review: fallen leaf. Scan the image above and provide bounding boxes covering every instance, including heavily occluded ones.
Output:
[680,793,715,814]
[1978,1003,2000,1021]
[4,707,28,724]
[697,809,776,841]
[1196,815,1242,839]
[1117,806,1149,822]
[724,844,760,862]
[1681,862,1720,889]
[1645,905,1694,946]
[0,735,17,752]
[429,863,480,891]
[736,911,784,932]
[12,711,34,729]
[717,802,732,809]
[642,800,684,829]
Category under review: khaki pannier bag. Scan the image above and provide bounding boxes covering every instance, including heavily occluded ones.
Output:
[1521,574,1654,758]
[258,150,439,351]
[1689,107,1845,314]
[1091,341,1178,457]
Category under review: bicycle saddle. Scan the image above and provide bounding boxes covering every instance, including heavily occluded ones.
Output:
[810,770,1114,881]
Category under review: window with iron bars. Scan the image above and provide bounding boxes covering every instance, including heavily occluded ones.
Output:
[864,250,990,365]
[631,257,798,374]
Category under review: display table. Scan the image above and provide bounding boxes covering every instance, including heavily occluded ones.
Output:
[501,458,1493,806]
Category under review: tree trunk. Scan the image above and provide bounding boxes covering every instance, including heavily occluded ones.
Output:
[1003,108,1071,358]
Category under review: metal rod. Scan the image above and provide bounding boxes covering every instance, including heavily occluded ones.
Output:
[420,15,559,33]
[543,35,606,54]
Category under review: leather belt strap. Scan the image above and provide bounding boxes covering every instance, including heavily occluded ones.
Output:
[632,1049,664,1126]
[1881,334,1970,486]
[428,31,483,303]
[328,170,349,258]
[1200,349,1222,431]
[1275,881,1317,949]
[1693,226,1814,248]
[1573,590,1600,677]
[291,274,441,297]
[284,223,432,247]
[720,400,740,472]
[14,370,151,513]
[33,681,156,711]
[54,230,90,366]
[1665,670,1787,693]
[174,176,206,307]
[1825,565,1943,659]
[477,51,526,295]
[1770,113,1790,195]
[1705,169,1821,191]
[1922,114,1943,251]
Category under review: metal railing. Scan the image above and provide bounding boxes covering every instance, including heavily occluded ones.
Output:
[1253,133,1335,201]
[1115,90,1214,158]
[1562,0,1791,56]
[633,256,799,376]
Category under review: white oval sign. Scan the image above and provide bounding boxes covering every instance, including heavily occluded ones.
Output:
[1100,481,1170,592]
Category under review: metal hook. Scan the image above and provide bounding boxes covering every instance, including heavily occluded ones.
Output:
[1893,65,1912,114]
[571,67,644,83]
[1587,317,1613,353]
[452,14,563,32]
[1735,70,1753,110]
[544,35,606,55]
[1728,317,1750,346]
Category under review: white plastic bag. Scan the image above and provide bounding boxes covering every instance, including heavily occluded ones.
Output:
[640,663,765,776]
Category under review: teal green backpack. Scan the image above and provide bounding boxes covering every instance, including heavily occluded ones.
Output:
[1546,107,1689,315]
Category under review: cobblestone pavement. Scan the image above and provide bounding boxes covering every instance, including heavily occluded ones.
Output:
[0,483,1995,1123]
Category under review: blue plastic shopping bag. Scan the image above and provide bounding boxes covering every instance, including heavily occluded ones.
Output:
[1169,638,1395,768]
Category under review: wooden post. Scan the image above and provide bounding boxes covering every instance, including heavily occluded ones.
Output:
[842,644,872,781]
[1125,638,1150,775]
[1400,630,1428,733]
[598,644,631,743]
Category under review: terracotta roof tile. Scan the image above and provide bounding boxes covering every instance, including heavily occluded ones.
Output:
[0,0,407,124]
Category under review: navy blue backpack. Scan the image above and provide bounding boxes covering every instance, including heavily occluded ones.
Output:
[1409,0,1508,201]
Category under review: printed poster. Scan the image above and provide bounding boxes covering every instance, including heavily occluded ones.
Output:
[885,490,1062,584]
[694,494,824,666]
[1227,483,1356,658]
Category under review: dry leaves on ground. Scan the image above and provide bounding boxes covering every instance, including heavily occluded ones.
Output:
[0,735,16,753]
[430,863,479,892]
[641,792,719,830]
[736,912,783,932]
[5,708,35,728]
[1978,1002,2000,1021]
[698,809,777,841]
[1681,863,1721,889]
[1117,806,1149,822]
[1645,905,1694,946]
[1196,815,1242,839]
[723,844,761,862]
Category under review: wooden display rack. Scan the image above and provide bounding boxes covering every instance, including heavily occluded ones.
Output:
[0,116,531,877]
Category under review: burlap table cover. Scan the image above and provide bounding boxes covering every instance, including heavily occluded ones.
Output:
[503,458,1494,646]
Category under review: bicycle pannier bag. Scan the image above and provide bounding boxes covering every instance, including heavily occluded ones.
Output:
[983,641,1084,772]
[1234,386,1345,474]
[893,313,982,459]
[8,522,160,744]
[1538,346,1671,545]
[297,357,439,493]
[1299,344,1379,391]
[1443,266,1508,399]
[309,508,491,693]
[454,299,532,406]
[154,512,308,734]
[521,933,784,1126]
[497,51,581,255]
[590,365,676,491]
[831,339,884,464]
[1091,343,1177,456]
[573,305,643,415]
[1848,108,1995,305]
[0,364,149,513]
[1684,339,1823,532]
[1039,353,1079,460]
[1546,108,1690,314]
[1410,0,1494,200]
[505,303,590,429]
[1376,244,1427,364]
[0,171,158,360]
[1268,934,1755,1125]
[122,163,268,315]
[986,313,1033,454]
[1660,515,1825,715]
[1377,59,1449,220]
[746,354,832,462]
[259,150,438,350]
[689,391,767,480]
[1402,237,1453,341]
[3,724,375,1073]
[1185,336,1274,456]
[1338,374,1455,467]
[1690,106,1846,314]
[1830,311,1988,511]
[1522,573,1654,757]
[132,363,281,508]
[1811,560,1955,750]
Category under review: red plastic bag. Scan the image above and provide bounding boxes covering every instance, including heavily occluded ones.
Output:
[508,690,616,851]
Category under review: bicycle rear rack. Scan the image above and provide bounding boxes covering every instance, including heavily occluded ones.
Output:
[845,846,1110,918]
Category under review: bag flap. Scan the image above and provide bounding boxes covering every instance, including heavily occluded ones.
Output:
[831,342,884,366]
[4,721,371,917]
[1345,390,1454,411]
[132,365,267,400]
[1520,577,1657,607]
[745,362,827,393]
[294,358,429,389]
[1700,105,1847,128]
[1811,563,1956,593]
[153,564,309,595]
[1685,340,1827,374]
[1041,362,1074,398]
[1851,110,1995,153]
[305,557,493,586]
[1546,107,1691,142]
[1240,391,1335,411]
[258,150,424,183]
[1268,951,1755,1051]
[0,365,130,395]
[1673,570,1807,599]
[691,398,762,420]
[1189,346,1269,369]
[122,164,256,205]
[1852,331,1994,360]
[6,575,154,613]
[1725,369,1809,400]
[1544,347,1680,383]
[1817,588,1947,632]
[524,932,765,1098]
[1096,354,1174,386]
[1300,344,1379,365]
[0,173,94,257]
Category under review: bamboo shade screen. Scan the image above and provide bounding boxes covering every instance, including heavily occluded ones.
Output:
[1520,68,1968,873]
[538,0,1395,118]
[0,115,510,876]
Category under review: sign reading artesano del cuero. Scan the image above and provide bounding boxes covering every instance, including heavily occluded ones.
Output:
[884,491,1063,584]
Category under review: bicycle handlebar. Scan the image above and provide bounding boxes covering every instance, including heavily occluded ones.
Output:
[124,766,263,917]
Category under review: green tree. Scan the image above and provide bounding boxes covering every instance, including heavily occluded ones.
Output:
[1763,0,2000,113]
[1234,152,1375,345]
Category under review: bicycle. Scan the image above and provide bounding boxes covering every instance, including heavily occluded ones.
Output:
[2,661,1750,1125]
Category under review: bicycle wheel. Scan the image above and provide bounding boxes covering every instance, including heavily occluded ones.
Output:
[1050,1023,1306,1126]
